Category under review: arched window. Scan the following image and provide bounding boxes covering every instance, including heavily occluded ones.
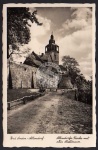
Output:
[45,47,47,52]
[56,46,59,52]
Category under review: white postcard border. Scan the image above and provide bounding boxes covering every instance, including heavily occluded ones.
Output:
[3,3,96,147]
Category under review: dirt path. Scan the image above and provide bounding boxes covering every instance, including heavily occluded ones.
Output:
[7,91,92,134]
[8,91,61,134]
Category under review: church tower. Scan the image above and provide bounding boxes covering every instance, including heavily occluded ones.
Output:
[45,33,59,65]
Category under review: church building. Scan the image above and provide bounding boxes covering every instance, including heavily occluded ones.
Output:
[7,33,73,89]
[42,33,59,65]
[24,33,59,66]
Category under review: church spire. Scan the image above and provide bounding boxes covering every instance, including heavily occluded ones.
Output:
[50,31,54,41]
[45,33,59,65]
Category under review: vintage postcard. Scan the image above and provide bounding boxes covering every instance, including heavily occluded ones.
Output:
[3,3,96,147]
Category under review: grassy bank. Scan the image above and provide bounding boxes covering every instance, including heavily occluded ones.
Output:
[7,89,39,102]
[57,94,92,134]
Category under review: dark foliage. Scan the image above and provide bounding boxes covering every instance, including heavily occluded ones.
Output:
[7,8,42,58]
[62,55,81,86]
[77,89,92,105]
[62,55,92,105]
[8,69,12,89]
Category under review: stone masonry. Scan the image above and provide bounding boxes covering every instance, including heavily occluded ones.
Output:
[7,61,37,89]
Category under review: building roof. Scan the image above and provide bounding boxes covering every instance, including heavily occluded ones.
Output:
[32,51,44,63]
[40,53,48,61]
[24,51,43,67]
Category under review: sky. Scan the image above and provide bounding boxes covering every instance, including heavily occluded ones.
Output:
[13,6,93,80]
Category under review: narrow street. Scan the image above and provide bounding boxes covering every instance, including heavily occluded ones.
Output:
[7,91,92,134]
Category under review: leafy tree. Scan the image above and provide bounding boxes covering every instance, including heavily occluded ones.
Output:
[62,56,79,68]
[7,8,42,59]
[62,56,82,86]
[62,55,92,104]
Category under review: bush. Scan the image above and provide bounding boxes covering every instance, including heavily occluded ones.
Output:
[39,86,46,93]
[64,89,92,105]
[77,90,92,105]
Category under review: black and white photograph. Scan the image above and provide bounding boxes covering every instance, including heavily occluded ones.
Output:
[3,3,96,147]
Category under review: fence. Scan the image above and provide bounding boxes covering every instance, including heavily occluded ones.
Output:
[7,92,45,110]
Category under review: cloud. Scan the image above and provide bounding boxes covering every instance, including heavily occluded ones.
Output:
[57,7,92,80]
[61,7,92,33]
[27,15,51,53]
[13,14,51,62]
[12,7,93,80]
[71,7,92,20]
[62,19,88,31]
[58,27,92,61]
[28,15,51,37]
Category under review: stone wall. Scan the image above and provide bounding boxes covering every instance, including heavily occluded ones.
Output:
[7,61,73,89]
[59,74,73,89]
[7,61,37,89]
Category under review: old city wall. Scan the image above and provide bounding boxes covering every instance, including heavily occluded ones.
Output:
[59,74,73,89]
[7,62,73,90]
[7,61,37,89]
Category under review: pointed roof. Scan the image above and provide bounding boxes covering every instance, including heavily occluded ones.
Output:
[32,51,44,63]
[24,51,43,67]
[40,53,48,61]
